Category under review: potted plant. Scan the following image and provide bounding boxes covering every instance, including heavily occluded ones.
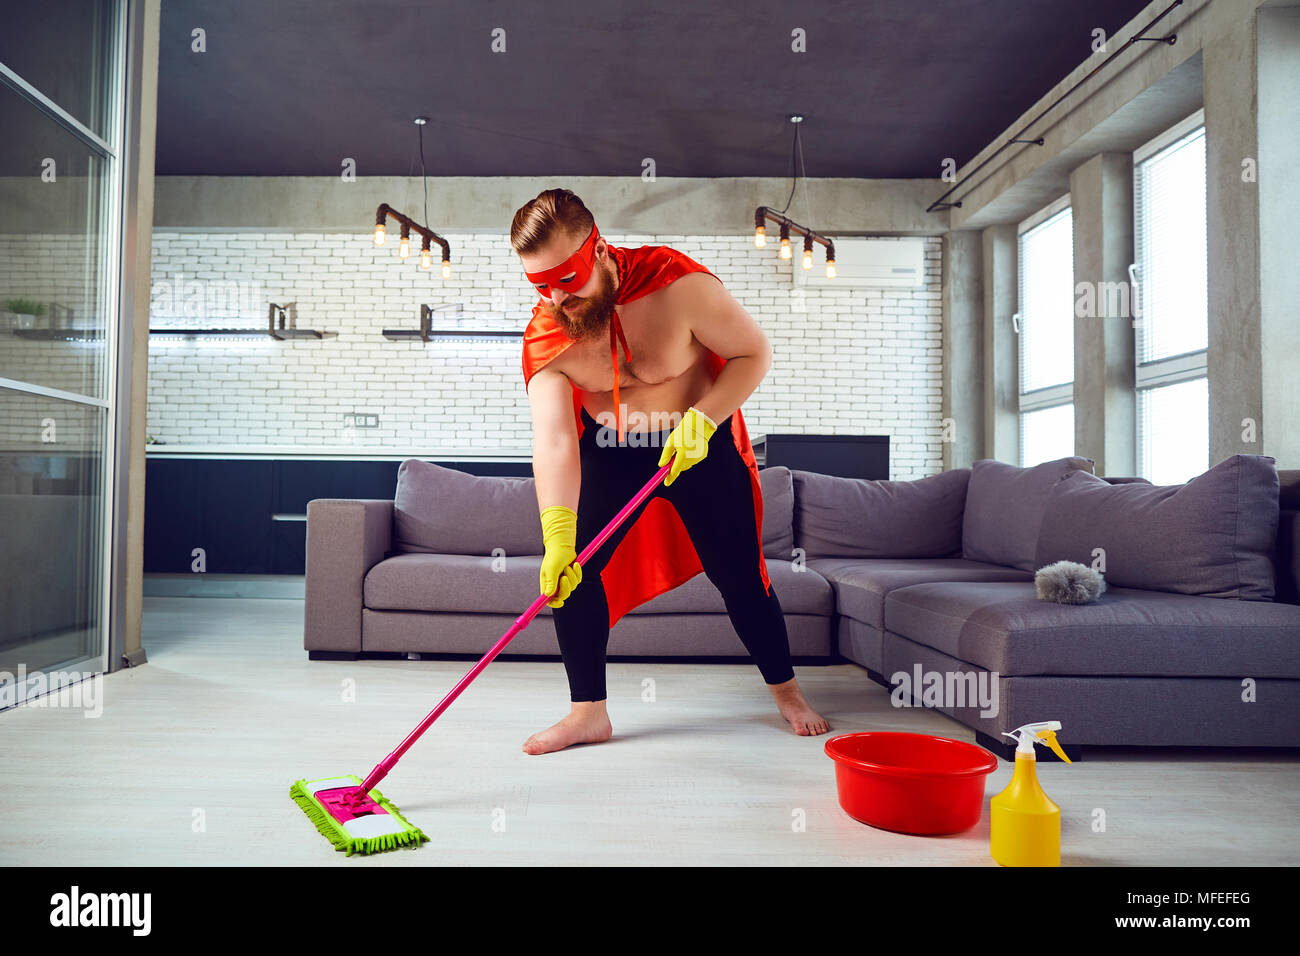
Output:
[4,298,47,329]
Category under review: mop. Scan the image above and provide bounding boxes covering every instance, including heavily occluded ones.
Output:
[291,455,676,855]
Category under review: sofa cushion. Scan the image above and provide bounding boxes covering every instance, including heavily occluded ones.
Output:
[394,459,543,556]
[792,468,970,559]
[805,557,1032,630]
[882,580,1300,678]
[393,459,795,560]
[760,466,796,559]
[637,556,833,615]
[1035,455,1280,600]
[365,553,833,616]
[961,456,1094,571]
[362,606,833,658]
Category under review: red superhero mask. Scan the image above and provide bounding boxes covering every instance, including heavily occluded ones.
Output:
[524,224,600,295]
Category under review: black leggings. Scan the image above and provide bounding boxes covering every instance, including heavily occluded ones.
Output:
[551,405,796,702]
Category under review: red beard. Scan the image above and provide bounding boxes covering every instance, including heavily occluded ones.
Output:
[539,262,618,342]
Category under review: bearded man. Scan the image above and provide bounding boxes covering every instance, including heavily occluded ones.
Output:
[513,188,829,755]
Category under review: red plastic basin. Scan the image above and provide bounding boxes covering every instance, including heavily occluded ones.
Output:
[824,732,998,835]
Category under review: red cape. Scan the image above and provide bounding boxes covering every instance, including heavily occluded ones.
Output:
[522,242,772,628]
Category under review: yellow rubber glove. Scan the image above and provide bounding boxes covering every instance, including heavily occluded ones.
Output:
[539,505,583,608]
[657,406,718,487]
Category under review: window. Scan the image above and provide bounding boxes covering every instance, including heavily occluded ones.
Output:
[1017,196,1075,466]
[1133,113,1208,484]
[1140,378,1209,485]
[1021,404,1076,467]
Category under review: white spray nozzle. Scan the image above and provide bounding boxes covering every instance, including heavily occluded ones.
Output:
[1001,721,1071,762]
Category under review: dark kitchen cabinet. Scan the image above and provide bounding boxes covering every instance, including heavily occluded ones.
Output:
[144,459,275,573]
[144,456,532,574]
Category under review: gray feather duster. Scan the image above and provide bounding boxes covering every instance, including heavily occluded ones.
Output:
[1035,560,1107,604]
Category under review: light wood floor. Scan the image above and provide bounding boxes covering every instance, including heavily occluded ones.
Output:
[2,596,1297,866]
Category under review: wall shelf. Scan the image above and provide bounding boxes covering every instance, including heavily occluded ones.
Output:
[149,328,269,337]
[382,303,523,342]
[6,302,96,340]
[12,328,105,341]
[148,302,338,339]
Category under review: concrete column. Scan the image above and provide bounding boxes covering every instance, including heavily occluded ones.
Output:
[120,0,161,668]
[981,224,1019,463]
[941,231,984,470]
[1204,6,1300,469]
[1256,8,1300,469]
[1069,153,1136,477]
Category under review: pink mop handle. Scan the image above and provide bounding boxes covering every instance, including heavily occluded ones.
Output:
[353,456,675,797]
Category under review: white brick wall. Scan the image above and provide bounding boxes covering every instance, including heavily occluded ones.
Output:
[143,231,944,478]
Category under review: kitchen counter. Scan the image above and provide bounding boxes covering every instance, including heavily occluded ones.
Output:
[145,445,535,461]
[143,451,536,575]
[145,437,772,463]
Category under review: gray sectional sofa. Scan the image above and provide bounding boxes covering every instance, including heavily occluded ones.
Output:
[305,454,1300,753]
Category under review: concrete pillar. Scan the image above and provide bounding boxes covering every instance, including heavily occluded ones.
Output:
[1204,6,1300,469]
[981,224,1019,463]
[1069,153,1136,477]
[941,231,984,470]
[120,0,161,668]
[1256,8,1300,469]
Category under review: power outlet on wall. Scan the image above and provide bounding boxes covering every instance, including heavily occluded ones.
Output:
[343,413,380,428]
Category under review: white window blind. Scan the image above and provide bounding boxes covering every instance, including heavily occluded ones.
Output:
[1018,206,1075,393]
[1134,117,1209,484]
[1135,126,1208,363]
[1139,378,1208,484]
[1020,404,1076,468]
[1017,199,1075,466]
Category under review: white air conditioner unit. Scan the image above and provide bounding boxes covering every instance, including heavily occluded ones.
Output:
[791,237,925,289]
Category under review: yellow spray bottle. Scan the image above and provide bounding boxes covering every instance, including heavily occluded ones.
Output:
[989,721,1072,867]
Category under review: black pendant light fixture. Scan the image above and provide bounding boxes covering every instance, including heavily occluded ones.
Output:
[373,116,452,278]
[752,115,835,278]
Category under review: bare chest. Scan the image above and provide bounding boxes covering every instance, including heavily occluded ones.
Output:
[559,300,705,394]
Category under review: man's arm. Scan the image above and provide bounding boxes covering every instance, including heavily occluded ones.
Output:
[527,364,580,513]
[673,272,774,424]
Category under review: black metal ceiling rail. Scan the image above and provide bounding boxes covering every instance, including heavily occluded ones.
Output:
[926,0,1184,213]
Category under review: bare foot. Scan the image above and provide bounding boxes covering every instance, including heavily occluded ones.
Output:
[767,677,830,736]
[522,701,613,755]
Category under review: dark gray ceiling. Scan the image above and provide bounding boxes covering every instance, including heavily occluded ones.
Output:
[155,0,1157,179]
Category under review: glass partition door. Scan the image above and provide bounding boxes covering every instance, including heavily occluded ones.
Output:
[0,0,125,703]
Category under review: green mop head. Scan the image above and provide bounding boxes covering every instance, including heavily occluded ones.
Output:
[290,775,429,856]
